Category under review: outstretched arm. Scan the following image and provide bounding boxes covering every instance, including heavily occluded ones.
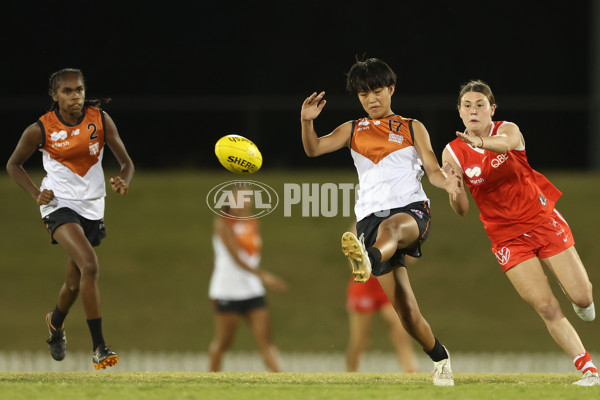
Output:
[300,91,352,157]
[412,120,461,199]
[456,122,524,154]
[441,147,469,216]
[103,112,135,195]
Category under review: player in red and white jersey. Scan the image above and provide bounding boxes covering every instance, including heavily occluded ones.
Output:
[442,79,599,386]
[6,68,134,370]
[301,58,460,386]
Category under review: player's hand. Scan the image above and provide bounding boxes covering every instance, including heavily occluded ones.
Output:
[37,189,55,205]
[259,270,289,293]
[110,176,129,195]
[442,162,461,200]
[456,131,482,148]
[301,91,326,122]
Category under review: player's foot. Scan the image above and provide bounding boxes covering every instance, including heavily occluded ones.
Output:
[573,302,595,322]
[573,370,600,386]
[556,282,595,322]
[341,232,371,283]
[93,345,119,370]
[45,312,66,361]
[431,347,454,386]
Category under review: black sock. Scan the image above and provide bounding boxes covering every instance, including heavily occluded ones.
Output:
[87,318,105,351]
[424,338,449,362]
[50,305,68,330]
[367,247,382,269]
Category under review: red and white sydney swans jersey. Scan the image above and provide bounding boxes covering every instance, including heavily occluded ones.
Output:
[445,121,562,243]
[350,115,428,221]
[37,107,106,203]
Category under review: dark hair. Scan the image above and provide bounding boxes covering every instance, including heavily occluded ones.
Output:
[457,79,496,108]
[345,58,397,94]
[48,68,106,111]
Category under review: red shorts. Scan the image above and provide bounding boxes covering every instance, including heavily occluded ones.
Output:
[491,209,575,272]
[346,276,391,312]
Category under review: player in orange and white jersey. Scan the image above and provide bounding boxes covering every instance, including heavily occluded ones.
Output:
[442,79,599,386]
[345,223,418,373]
[300,58,460,386]
[6,68,134,370]
[208,189,288,372]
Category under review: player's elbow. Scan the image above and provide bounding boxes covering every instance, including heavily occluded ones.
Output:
[303,146,321,157]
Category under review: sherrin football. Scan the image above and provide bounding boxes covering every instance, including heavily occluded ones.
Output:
[214,135,263,174]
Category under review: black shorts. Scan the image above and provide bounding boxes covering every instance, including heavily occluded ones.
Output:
[356,201,431,276]
[212,296,267,314]
[42,207,106,247]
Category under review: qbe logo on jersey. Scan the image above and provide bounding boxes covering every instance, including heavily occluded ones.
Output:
[206,180,279,220]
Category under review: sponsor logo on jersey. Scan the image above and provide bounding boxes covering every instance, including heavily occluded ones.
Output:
[465,166,481,178]
[388,133,404,144]
[50,130,68,141]
[89,143,100,156]
[491,153,509,168]
[495,247,511,265]
[464,165,485,185]
[538,193,547,206]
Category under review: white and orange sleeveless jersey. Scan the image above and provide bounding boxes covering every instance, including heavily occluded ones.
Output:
[350,115,429,221]
[37,106,106,219]
[445,120,562,243]
[209,218,265,301]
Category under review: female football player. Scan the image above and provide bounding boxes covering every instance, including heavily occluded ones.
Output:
[442,79,598,386]
[6,68,134,369]
[208,186,288,372]
[300,57,460,386]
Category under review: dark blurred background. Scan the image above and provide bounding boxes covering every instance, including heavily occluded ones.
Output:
[2,1,599,171]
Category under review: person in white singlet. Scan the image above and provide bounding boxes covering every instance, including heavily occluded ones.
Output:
[208,191,288,372]
[6,68,134,370]
[300,57,460,386]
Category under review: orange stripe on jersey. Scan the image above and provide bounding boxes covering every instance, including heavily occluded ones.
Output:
[224,218,261,256]
[351,115,414,164]
[38,107,105,177]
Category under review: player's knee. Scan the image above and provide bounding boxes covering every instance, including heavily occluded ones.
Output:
[534,299,562,320]
[79,258,100,278]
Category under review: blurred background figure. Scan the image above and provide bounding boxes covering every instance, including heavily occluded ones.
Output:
[346,276,419,372]
[208,186,288,372]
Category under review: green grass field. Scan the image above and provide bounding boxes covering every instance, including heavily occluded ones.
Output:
[1,169,599,359]
[0,372,596,400]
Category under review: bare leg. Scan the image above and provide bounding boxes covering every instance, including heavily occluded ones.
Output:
[208,312,239,372]
[542,246,593,308]
[247,308,281,372]
[372,214,420,261]
[506,257,586,358]
[56,256,81,313]
[52,223,101,319]
[377,268,436,351]
[346,311,373,371]
[380,304,418,372]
